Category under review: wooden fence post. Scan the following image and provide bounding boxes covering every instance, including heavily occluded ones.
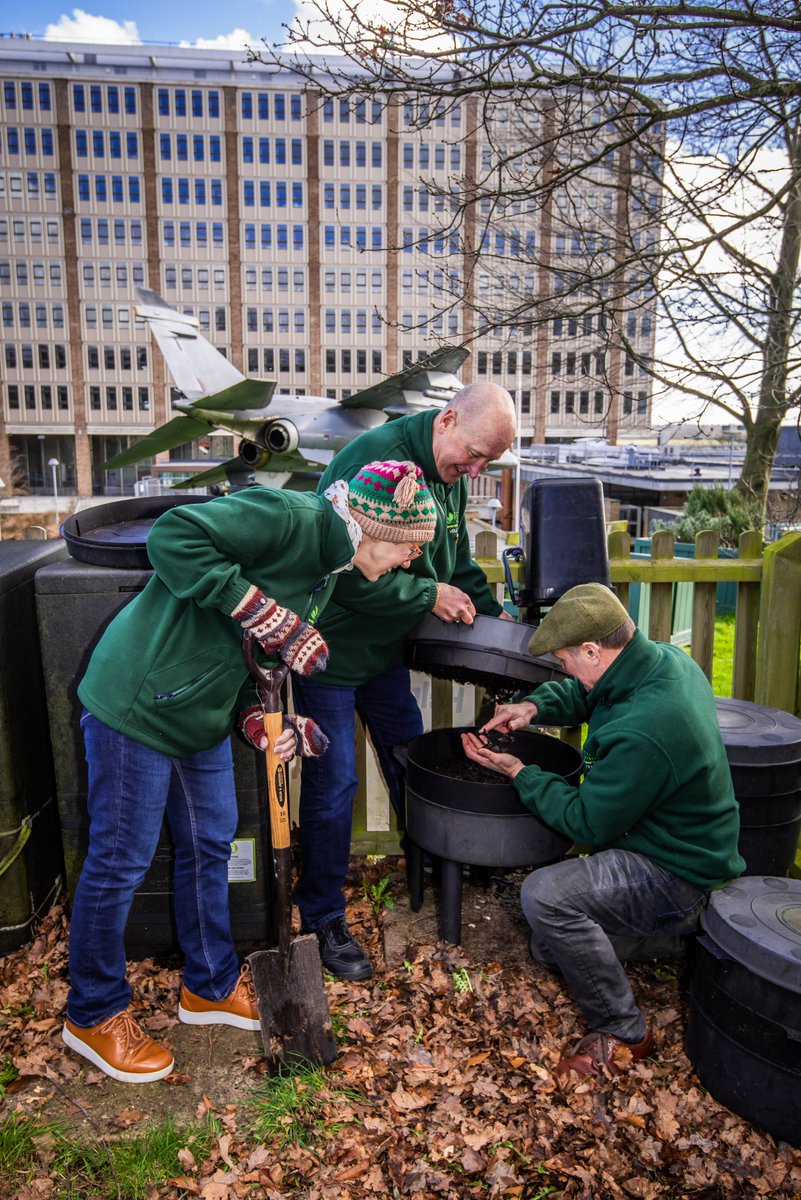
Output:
[691,530,720,680]
[607,528,632,614]
[755,531,801,716]
[649,530,675,642]
[733,529,762,701]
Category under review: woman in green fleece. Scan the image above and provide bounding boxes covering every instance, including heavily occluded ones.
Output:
[463,582,744,1082]
[62,461,436,1084]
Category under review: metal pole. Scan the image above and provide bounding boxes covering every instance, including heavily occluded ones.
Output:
[514,352,523,533]
[48,458,60,529]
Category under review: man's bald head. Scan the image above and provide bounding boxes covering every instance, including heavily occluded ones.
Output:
[432,383,517,483]
[449,383,517,443]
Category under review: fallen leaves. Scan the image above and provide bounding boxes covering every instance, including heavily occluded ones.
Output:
[2,867,801,1199]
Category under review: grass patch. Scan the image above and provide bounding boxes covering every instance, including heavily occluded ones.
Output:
[680,613,735,697]
[710,612,736,698]
[242,1059,362,1150]
[0,1109,218,1200]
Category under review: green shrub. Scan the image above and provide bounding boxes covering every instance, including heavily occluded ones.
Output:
[653,484,763,548]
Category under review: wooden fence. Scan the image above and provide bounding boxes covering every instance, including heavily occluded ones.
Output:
[312,526,801,854]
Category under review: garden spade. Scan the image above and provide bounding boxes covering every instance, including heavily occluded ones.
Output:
[242,632,337,1069]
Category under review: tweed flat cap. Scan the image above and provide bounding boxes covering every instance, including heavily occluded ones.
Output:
[528,583,629,657]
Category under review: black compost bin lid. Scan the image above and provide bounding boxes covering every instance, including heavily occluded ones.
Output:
[700,876,801,993]
[404,613,569,691]
[0,540,67,594]
[61,495,213,568]
[715,697,801,766]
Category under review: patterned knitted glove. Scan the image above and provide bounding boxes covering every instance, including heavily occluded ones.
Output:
[283,714,330,757]
[239,705,269,750]
[238,706,329,757]
[231,587,329,676]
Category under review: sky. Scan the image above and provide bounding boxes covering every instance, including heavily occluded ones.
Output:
[2,1,304,51]
[2,5,790,432]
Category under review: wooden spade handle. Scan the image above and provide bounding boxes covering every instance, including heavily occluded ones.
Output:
[262,710,290,851]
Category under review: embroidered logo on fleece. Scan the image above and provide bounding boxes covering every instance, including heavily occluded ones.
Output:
[583,751,595,772]
[447,510,458,540]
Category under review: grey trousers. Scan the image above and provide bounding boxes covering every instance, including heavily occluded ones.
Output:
[520,848,707,1042]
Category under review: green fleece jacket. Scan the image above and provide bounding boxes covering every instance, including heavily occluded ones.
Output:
[514,630,745,889]
[78,489,355,757]
[313,408,502,685]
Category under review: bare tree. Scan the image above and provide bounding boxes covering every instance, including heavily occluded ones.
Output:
[251,1,801,511]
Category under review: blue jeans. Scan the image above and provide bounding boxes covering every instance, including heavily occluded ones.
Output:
[520,849,707,1042]
[291,663,423,931]
[66,712,240,1028]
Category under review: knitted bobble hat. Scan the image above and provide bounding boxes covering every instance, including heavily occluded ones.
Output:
[347,460,437,544]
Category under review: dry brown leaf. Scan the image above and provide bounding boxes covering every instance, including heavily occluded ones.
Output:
[167,1177,200,1195]
[179,1147,198,1171]
[331,1161,370,1182]
[466,1050,491,1067]
[389,1082,433,1111]
[112,1108,146,1127]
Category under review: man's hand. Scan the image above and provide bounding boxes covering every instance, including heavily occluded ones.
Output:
[433,582,476,625]
[497,610,515,622]
[461,731,524,779]
[481,700,538,734]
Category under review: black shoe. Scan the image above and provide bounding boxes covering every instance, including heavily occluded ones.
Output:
[313,917,373,981]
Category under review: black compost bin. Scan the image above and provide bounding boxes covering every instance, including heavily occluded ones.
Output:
[715,698,801,877]
[404,725,580,943]
[0,539,68,952]
[517,478,610,621]
[35,550,272,959]
[61,494,212,568]
[686,876,801,1146]
[404,613,569,692]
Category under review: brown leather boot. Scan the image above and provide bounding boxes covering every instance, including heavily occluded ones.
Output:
[178,963,260,1031]
[62,1010,174,1083]
[556,1026,655,1080]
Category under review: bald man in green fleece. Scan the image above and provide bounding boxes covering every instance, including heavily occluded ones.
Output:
[463,583,744,1081]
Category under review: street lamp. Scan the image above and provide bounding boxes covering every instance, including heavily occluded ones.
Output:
[486,497,503,529]
[47,457,60,531]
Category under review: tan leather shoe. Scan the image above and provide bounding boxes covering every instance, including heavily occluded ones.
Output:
[556,1026,655,1080]
[178,963,260,1031]
[62,1010,174,1083]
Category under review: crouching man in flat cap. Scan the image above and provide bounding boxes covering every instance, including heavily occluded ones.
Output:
[462,583,744,1080]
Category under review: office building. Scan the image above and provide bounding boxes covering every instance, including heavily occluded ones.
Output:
[0,37,658,502]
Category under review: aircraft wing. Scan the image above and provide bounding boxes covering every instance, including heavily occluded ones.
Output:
[341,345,469,410]
[168,449,324,491]
[102,415,216,469]
[168,459,248,490]
[135,287,246,400]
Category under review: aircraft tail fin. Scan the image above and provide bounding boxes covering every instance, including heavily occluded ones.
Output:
[136,287,245,401]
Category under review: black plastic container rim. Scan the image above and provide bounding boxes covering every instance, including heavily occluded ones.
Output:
[61,495,213,568]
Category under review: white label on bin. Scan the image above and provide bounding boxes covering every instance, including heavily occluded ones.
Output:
[228,839,256,883]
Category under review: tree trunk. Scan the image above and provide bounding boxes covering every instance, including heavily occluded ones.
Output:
[737,122,801,510]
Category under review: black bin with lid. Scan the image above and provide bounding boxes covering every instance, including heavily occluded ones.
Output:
[517,478,610,623]
[686,876,801,1146]
[0,539,68,951]
[35,496,272,958]
[715,698,801,877]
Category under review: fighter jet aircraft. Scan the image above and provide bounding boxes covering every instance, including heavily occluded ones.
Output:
[102,289,475,490]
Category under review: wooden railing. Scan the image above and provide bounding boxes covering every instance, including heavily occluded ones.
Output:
[310,526,801,853]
